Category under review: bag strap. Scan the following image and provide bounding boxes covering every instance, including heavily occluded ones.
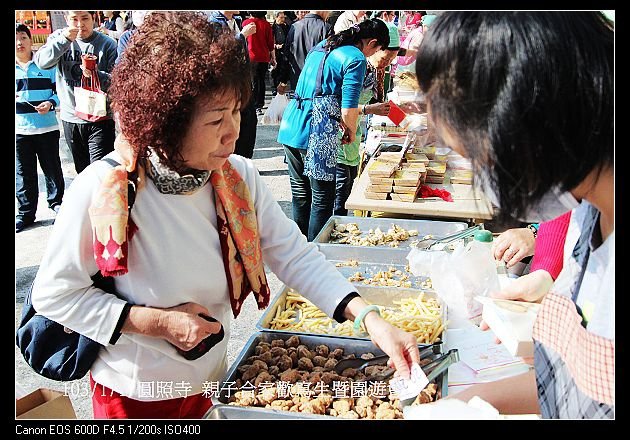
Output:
[312,44,332,97]
[81,68,102,92]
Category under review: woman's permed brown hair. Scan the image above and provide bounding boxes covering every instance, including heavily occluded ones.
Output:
[109,11,252,171]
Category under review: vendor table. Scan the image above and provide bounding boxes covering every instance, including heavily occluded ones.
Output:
[345,162,494,223]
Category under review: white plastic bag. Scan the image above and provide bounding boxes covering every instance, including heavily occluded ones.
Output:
[407,242,484,328]
[262,93,289,125]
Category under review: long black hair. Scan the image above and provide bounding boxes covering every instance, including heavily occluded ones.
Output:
[324,18,389,51]
[416,12,613,222]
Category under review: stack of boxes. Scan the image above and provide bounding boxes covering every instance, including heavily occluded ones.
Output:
[365,153,401,200]
[365,149,428,202]
[391,162,426,202]
[446,150,474,184]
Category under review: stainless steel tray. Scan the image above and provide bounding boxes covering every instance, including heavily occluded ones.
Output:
[208,331,448,418]
[256,284,446,344]
[318,245,431,290]
[205,403,327,419]
[313,215,468,251]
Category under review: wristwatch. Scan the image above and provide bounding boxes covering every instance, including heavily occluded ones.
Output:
[527,223,539,239]
[48,100,55,111]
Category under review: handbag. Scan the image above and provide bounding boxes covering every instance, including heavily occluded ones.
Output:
[15,158,135,381]
[74,58,108,122]
[303,45,342,182]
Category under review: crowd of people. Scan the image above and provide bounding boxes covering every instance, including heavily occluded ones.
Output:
[16,11,614,420]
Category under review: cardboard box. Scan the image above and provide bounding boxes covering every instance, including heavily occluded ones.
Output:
[364,191,390,200]
[368,176,394,185]
[366,160,397,178]
[366,184,392,193]
[392,170,422,186]
[16,388,76,419]
[393,185,420,194]
[475,296,540,358]
[390,193,417,202]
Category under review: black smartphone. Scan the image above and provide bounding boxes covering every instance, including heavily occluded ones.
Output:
[174,314,225,361]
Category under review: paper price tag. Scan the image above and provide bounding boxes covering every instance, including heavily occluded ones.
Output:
[388,363,429,401]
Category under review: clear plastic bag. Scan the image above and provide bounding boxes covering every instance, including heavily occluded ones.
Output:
[407,241,496,328]
[261,93,289,125]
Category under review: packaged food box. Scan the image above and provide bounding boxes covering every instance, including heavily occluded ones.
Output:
[426,161,447,176]
[392,170,422,187]
[448,169,473,185]
[390,192,418,202]
[368,176,394,185]
[424,175,445,184]
[393,185,420,194]
[366,184,393,193]
[404,152,429,163]
[433,147,451,162]
[367,160,397,178]
[377,151,404,164]
[364,191,389,200]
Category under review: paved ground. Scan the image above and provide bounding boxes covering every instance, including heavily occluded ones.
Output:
[15,90,291,419]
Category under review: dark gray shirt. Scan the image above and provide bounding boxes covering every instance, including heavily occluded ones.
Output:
[283,14,332,86]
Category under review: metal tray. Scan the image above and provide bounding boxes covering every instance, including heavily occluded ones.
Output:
[207,331,448,418]
[313,215,468,251]
[318,245,431,290]
[205,403,327,419]
[256,284,446,344]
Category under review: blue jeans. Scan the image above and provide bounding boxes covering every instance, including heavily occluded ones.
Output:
[334,163,358,216]
[15,130,65,222]
[283,145,336,241]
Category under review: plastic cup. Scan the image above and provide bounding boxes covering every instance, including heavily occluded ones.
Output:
[81,54,97,70]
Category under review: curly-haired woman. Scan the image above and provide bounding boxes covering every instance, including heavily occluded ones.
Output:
[29,11,420,419]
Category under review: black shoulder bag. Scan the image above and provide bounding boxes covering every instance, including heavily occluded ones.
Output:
[16,158,136,381]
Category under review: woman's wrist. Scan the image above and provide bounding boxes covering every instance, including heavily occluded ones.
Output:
[122,305,164,337]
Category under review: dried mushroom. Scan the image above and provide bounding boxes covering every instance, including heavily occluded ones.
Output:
[323,358,338,371]
[285,335,300,347]
[258,351,273,364]
[296,345,313,359]
[312,355,328,367]
[276,354,293,371]
[289,351,299,366]
[329,348,344,360]
[229,336,441,419]
[315,345,330,357]
[270,346,288,357]
[254,343,271,355]
[279,368,301,383]
[297,357,314,371]
[254,371,274,388]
